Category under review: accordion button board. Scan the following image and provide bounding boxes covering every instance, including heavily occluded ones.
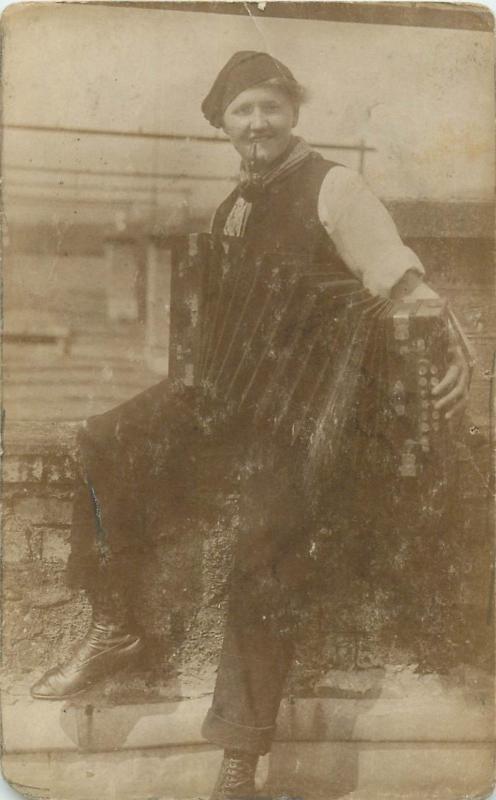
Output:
[387,299,449,479]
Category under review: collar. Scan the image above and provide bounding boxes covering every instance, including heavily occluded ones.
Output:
[238,137,313,202]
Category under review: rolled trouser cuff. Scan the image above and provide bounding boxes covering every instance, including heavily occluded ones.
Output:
[201,708,275,755]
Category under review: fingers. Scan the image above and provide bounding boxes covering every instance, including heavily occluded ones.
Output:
[433,356,469,416]
[434,382,466,413]
[445,397,467,421]
[431,363,459,398]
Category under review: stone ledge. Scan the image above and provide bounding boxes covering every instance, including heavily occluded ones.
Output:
[387,200,494,240]
[2,668,494,756]
[3,420,81,453]
[2,421,80,484]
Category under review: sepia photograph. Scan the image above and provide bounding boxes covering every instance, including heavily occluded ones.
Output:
[0,2,495,799]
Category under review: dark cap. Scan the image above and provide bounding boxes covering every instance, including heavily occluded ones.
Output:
[202,51,298,129]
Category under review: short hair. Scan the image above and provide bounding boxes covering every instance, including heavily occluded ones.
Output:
[262,77,308,109]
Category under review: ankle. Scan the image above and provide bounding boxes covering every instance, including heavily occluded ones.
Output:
[89,618,132,637]
[88,595,130,630]
[225,749,259,763]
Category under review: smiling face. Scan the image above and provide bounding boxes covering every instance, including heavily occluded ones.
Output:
[222,84,298,170]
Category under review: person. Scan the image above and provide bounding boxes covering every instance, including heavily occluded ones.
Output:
[30,52,470,800]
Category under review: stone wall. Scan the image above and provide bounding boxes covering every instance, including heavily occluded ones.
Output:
[1,419,235,689]
[2,415,492,694]
[2,423,89,678]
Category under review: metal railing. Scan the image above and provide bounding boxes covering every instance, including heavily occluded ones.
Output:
[4,123,375,203]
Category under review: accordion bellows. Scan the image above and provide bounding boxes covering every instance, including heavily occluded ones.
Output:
[192,235,451,487]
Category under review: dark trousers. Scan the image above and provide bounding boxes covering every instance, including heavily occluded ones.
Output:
[67,378,202,599]
[201,540,311,755]
[66,378,314,755]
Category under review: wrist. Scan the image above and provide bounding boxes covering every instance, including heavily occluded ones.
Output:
[390,270,439,302]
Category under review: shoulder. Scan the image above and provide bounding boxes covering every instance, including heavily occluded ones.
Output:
[285,152,344,202]
[302,155,368,207]
[320,168,411,234]
[302,151,342,181]
[318,165,377,233]
[319,164,367,202]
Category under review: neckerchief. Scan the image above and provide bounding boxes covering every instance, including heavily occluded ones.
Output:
[223,137,313,238]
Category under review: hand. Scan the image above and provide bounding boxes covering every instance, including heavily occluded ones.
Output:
[431,336,471,421]
[390,276,473,422]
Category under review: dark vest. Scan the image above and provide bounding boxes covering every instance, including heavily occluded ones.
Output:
[212,151,351,275]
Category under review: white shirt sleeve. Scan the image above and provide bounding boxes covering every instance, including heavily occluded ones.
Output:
[317,166,425,298]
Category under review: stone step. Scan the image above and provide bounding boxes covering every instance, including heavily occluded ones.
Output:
[2,674,494,799]
[3,741,494,800]
[2,690,494,756]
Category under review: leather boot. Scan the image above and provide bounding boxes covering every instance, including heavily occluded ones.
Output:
[30,591,143,700]
[209,749,259,800]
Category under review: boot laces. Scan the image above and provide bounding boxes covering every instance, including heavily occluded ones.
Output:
[222,750,257,791]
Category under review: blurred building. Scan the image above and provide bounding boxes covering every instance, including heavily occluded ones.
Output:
[2,3,494,420]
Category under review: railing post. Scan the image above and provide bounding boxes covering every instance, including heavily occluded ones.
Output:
[359,138,366,175]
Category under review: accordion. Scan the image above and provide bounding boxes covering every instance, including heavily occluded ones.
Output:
[169,234,454,488]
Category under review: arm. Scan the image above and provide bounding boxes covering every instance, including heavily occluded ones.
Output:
[318,167,470,420]
[318,166,425,298]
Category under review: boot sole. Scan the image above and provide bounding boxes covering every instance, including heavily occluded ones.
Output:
[30,638,145,700]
